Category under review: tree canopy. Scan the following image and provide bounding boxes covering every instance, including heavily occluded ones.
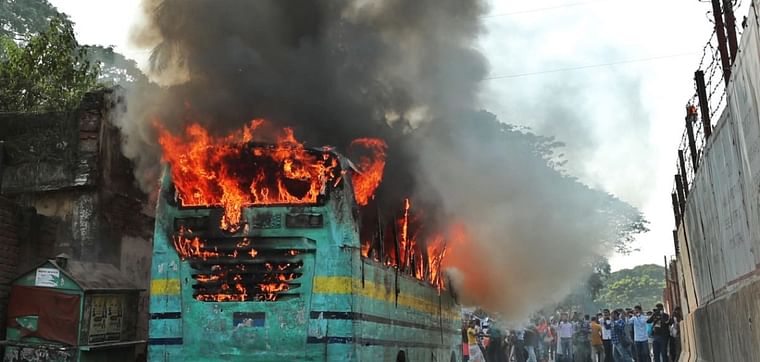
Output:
[594,264,666,310]
[555,261,664,313]
[0,0,60,41]
[0,15,99,112]
[1,0,146,93]
[85,44,147,85]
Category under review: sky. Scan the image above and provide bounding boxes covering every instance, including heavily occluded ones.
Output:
[48,0,749,271]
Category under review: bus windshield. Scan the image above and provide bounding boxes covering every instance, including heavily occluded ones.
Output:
[167,141,341,231]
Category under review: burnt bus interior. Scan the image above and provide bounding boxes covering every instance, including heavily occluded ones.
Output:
[358,200,449,290]
[165,143,447,303]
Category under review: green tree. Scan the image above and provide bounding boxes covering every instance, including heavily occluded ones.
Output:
[85,45,148,86]
[587,256,612,300]
[2,0,144,88]
[0,15,100,112]
[555,257,611,313]
[0,0,60,41]
[594,264,665,310]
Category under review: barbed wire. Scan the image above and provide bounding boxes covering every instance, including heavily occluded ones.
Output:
[697,30,716,70]
[672,0,746,214]
[710,89,727,119]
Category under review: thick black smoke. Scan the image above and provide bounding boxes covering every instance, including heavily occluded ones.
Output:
[121,0,646,319]
[122,0,487,194]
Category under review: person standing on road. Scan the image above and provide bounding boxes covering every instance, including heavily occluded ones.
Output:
[549,317,559,360]
[467,320,486,362]
[558,313,574,362]
[625,310,635,359]
[516,328,526,362]
[632,306,651,362]
[574,315,591,362]
[647,304,670,362]
[646,311,654,358]
[536,317,551,361]
[487,324,505,362]
[612,310,633,362]
[669,307,682,362]
[602,310,614,362]
[591,316,605,362]
[525,325,538,362]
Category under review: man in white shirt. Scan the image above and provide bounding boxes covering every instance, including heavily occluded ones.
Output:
[557,313,574,360]
[632,305,651,362]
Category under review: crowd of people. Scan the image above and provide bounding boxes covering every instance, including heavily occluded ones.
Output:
[464,303,684,362]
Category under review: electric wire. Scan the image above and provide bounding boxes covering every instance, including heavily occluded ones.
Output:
[482,0,608,18]
[483,52,696,80]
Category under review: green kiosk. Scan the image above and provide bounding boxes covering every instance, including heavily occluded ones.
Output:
[2,255,144,362]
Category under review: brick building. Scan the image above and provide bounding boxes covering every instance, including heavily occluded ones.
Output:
[0,89,154,347]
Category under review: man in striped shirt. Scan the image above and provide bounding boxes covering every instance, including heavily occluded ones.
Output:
[612,310,634,362]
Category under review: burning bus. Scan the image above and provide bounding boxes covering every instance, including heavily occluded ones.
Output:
[147,121,462,361]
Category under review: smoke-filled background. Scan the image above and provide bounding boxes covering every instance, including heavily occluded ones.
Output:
[119,0,645,320]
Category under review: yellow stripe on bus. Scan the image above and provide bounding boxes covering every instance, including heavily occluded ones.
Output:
[149,276,459,319]
[312,276,353,294]
[151,279,181,295]
[313,276,460,320]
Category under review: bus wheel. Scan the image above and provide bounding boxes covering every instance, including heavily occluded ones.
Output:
[396,350,406,362]
[450,351,456,362]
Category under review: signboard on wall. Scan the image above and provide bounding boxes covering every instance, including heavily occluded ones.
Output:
[105,296,123,340]
[88,295,123,343]
[34,268,60,287]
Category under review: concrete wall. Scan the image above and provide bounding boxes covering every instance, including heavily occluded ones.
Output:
[675,2,760,361]
[678,277,760,362]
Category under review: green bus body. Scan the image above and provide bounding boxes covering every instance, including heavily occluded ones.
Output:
[148,153,462,361]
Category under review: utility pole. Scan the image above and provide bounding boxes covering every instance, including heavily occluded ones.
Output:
[711,0,732,85]
[685,107,700,170]
[675,174,687,215]
[722,0,739,62]
[673,230,680,255]
[695,71,713,139]
[671,192,681,226]
[678,150,689,197]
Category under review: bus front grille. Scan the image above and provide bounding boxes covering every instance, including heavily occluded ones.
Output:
[174,234,307,302]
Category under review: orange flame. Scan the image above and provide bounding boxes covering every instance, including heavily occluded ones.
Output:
[358,198,459,291]
[233,274,248,300]
[174,227,265,261]
[361,242,371,258]
[350,138,387,205]
[192,262,301,302]
[399,198,411,269]
[426,234,450,290]
[277,273,298,282]
[259,283,290,301]
[195,274,221,283]
[196,293,248,302]
[173,233,219,260]
[157,119,341,231]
